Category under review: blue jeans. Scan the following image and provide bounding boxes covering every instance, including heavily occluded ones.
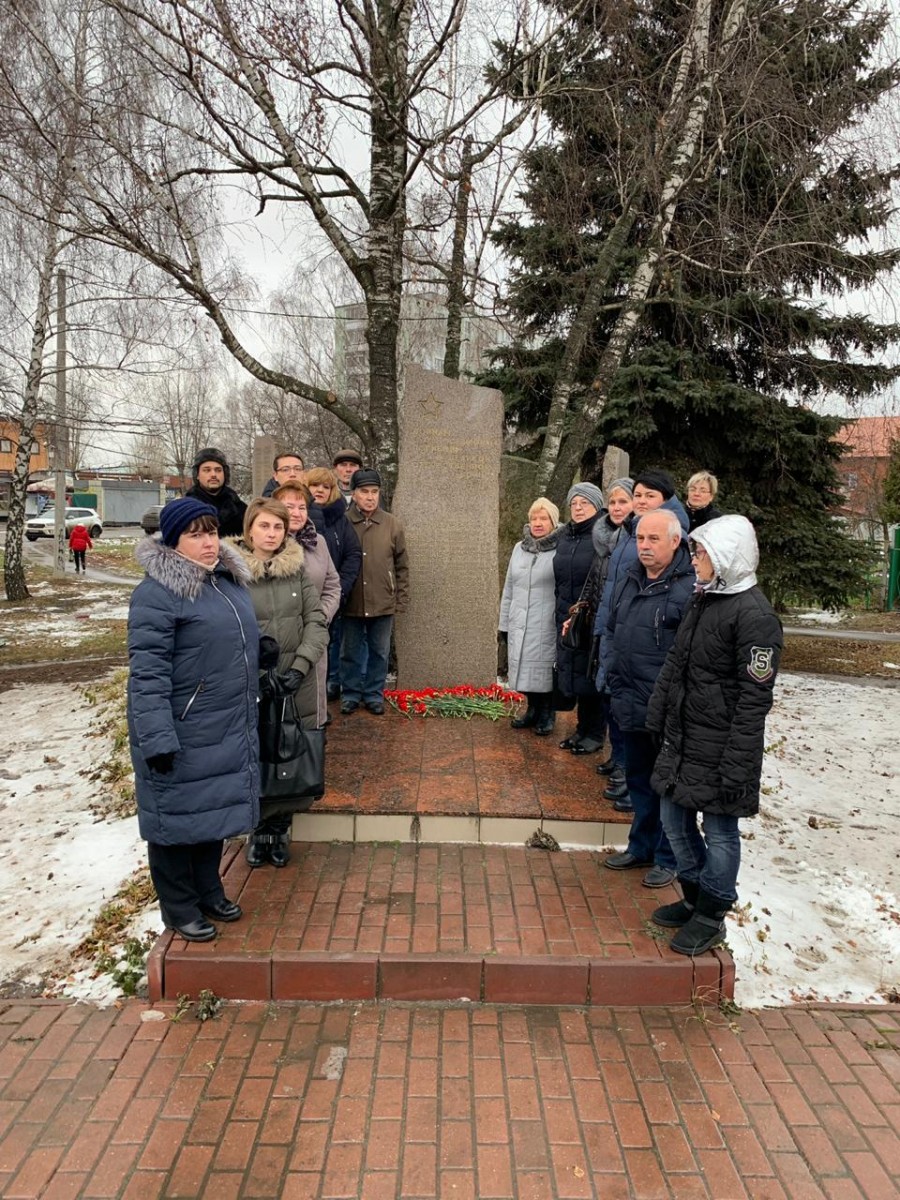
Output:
[341,615,393,705]
[622,730,676,870]
[660,799,740,905]
[327,614,343,690]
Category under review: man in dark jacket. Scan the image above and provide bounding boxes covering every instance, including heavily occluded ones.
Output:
[261,451,305,497]
[333,448,363,504]
[341,468,408,715]
[603,510,695,887]
[185,447,247,536]
[647,515,782,955]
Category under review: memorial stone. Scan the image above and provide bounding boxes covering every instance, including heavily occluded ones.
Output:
[602,445,630,493]
[393,366,503,689]
[252,434,277,499]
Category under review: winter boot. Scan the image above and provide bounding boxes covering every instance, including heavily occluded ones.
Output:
[268,816,292,868]
[245,824,272,868]
[511,693,539,729]
[669,888,730,955]
[533,694,556,737]
[652,878,700,928]
[603,768,628,801]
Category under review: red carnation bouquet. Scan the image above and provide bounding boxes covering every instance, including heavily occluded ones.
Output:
[385,684,525,720]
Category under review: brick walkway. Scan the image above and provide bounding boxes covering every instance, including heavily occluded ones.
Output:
[2,999,899,1198]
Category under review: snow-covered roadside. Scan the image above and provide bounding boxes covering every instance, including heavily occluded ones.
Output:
[0,671,897,1008]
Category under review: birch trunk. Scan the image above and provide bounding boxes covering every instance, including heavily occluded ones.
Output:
[542,0,748,501]
[4,227,59,602]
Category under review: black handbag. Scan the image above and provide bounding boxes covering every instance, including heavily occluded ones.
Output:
[258,690,325,803]
[560,564,597,652]
[551,665,577,712]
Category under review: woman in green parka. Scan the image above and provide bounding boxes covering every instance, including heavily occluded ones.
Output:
[232,498,329,867]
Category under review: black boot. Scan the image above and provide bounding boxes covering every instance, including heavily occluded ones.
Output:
[511,693,539,729]
[268,816,292,868]
[669,887,730,955]
[533,694,555,736]
[245,824,272,868]
[652,878,699,928]
[603,768,628,801]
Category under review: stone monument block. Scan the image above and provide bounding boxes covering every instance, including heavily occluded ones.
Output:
[252,435,277,499]
[602,445,630,494]
[393,366,503,689]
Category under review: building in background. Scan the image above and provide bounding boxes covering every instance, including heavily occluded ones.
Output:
[835,415,900,540]
[0,417,51,514]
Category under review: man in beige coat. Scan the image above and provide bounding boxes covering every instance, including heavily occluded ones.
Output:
[341,469,409,714]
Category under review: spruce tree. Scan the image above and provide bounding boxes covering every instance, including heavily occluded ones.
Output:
[484,0,900,607]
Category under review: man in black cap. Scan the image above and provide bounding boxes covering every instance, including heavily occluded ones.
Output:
[341,468,409,715]
[185,447,247,537]
[332,448,363,504]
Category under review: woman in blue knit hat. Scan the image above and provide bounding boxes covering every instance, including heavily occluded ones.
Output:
[127,497,262,942]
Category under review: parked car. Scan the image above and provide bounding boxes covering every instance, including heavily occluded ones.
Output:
[140,505,163,535]
[25,507,103,542]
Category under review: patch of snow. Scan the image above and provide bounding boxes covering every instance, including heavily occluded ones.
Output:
[883,662,899,670]
[0,682,147,1000]
[733,672,900,1007]
[791,610,845,625]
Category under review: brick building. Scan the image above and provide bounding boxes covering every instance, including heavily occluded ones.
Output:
[834,415,900,539]
[0,417,51,512]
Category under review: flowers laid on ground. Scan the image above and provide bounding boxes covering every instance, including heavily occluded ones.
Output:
[385,684,525,720]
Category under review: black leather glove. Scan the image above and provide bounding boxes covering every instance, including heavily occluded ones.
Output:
[272,669,304,697]
[498,630,508,643]
[146,752,175,774]
[720,786,748,806]
[258,635,280,670]
[647,730,663,752]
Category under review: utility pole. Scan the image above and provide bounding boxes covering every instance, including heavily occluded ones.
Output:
[53,269,68,577]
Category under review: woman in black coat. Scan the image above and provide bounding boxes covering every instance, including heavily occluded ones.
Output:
[646,515,783,956]
[554,482,605,754]
[307,467,362,701]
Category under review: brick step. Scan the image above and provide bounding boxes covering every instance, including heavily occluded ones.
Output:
[147,843,734,1007]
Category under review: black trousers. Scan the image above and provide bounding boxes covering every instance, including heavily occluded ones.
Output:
[147,840,226,925]
[575,692,606,741]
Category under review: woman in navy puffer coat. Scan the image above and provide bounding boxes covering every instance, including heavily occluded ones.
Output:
[128,499,260,943]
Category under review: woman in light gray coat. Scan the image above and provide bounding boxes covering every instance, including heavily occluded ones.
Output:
[499,497,561,736]
[274,484,341,728]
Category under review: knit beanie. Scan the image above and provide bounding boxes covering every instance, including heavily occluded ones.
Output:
[529,496,561,527]
[191,446,230,486]
[566,481,604,512]
[633,469,675,500]
[607,476,634,498]
[159,498,218,547]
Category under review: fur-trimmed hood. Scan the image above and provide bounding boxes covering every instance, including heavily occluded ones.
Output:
[227,536,305,583]
[135,535,251,600]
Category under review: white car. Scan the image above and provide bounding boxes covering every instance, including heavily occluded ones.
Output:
[25,506,103,541]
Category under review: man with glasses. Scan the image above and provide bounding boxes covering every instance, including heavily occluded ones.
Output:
[262,452,305,496]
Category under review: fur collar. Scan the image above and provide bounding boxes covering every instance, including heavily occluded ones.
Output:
[520,524,560,554]
[227,536,305,582]
[136,536,251,600]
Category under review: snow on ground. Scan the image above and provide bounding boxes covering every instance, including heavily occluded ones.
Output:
[734,673,900,1007]
[0,683,147,999]
[0,671,898,1008]
[790,610,846,625]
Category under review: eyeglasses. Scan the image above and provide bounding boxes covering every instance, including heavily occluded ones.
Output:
[688,541,707,557]
[275,464,303,474]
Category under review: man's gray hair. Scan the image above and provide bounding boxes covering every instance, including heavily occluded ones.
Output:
[637,510,682,540]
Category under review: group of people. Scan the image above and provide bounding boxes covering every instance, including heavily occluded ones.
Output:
[127,445,408,943]
[500,469,782,956]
